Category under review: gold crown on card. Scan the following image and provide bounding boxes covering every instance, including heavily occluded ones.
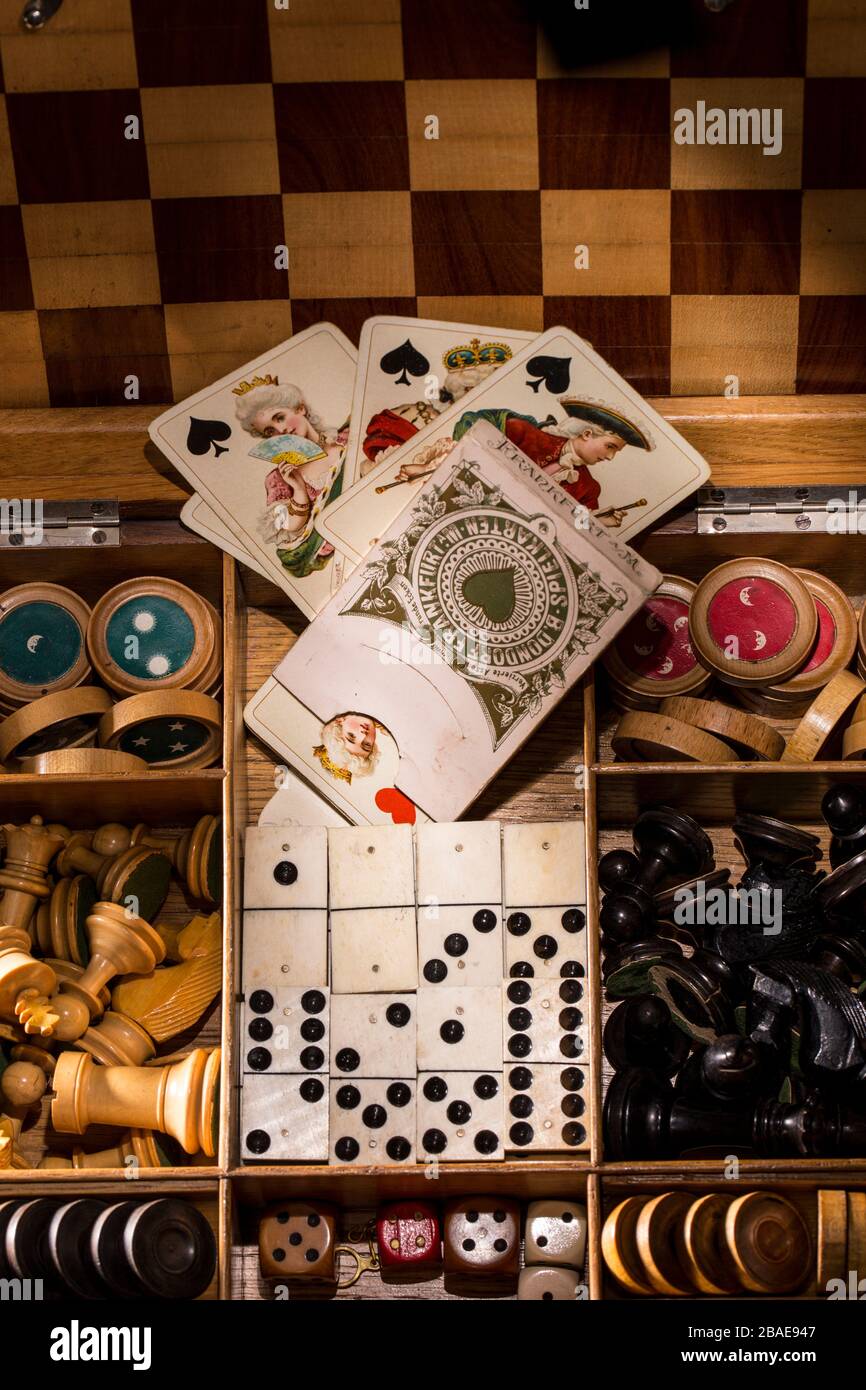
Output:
[443,338,513,371]
[232,374,279,396]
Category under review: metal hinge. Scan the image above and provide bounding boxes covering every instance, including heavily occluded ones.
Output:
[0,499,119,550]
[696,485,866,535]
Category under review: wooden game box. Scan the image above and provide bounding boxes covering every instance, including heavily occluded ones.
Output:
[1,394,864,1300]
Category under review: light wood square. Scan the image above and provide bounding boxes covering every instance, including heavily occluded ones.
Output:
[542,189,670,295]
[406,80,538,190]
[142,85,279,198]
[269,0,403,82]
[671,294,799,394]
[283,192,415,297]
[801,190,866,294]
[671,79,804,189]
[0,0,137,90]
[23,201,159,310]
[807,0,866,75]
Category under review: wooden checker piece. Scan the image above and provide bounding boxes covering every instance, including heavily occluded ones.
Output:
[47,874,96,966]
[816,1189,847,1291]
[19,747,147,775]
[0,582,91,708]
[847,1191,866,1280]
[782,670,866,763]
[659,694,785,761]
[635,1191,696,1296]
[681,1194,739,1295]
[601,1196,654,1296]
[122,1198,216,1300]
[612,710,738,763]
[98,689,221,769]
[725,1192,812,1294]
[86,576,221,696]
[842,717,866,760]
[765,569,857,700]
[689,558,818,687]
[601,574,710,703]
[859,602,866,669]
[0,686,111,763]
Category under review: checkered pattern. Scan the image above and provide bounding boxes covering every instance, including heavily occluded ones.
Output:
[0,0,863,407]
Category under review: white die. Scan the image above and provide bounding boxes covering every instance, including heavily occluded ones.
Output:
[524,1199,588,1269]
[417,1071,504,1161]
[329,1079,415,1166]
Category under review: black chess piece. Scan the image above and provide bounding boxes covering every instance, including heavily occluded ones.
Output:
[600,890,684,993]
[733,813,821,873]
[123,1198,217,1299]
[712,860,822,964]
[674,1033,778,1106]
[603,1066,755,1160]
[812,847,866,924]
[48,1198,108,1299]
[753,1094,866,1157]
[632,806,714,895]
[810,933,866,986]
[750,960,866,1096]
[630,949,740,1043]
[603,996,691,1077]
[598,848,641,894]
[822,783,866,868]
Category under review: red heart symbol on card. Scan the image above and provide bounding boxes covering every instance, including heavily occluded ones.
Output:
[375,788,417,825]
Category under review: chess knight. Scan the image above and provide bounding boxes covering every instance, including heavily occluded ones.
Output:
[232,375,348,579]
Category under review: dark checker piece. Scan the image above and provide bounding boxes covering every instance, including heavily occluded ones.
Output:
[123,1198,217,1300]
[91,1201,149,1298]
[48,1198,109,1300]
[5,1198,63,1284]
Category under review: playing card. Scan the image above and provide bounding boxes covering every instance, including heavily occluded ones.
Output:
[247,421,661,823]
[150,323,358,619]
[258,766,351,828]
[321,325,710,562]
[246,678,429,828]
[181,493,270,580]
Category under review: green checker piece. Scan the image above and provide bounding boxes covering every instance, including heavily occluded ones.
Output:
[106,596,196,683]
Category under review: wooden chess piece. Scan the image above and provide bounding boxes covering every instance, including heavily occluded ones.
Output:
[38,1128,183,1170]
[55,824,171,923]
[130,815,223,906]
[0,816,64,933]
[0,925,61,1036]
[0,1113,29,1169]
[33,874,97,965]
[50,901,166,1040]
[111,948,221,1043]
[0,1058,47,1109]
[51,1045,221,1156]
[75,1010,156,1067]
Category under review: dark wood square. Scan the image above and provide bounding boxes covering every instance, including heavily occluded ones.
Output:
[671,191,802,294]
[798,296,866,391]
[290,298,417,343]
[803,79,866,189]
[130,0,272,86]
[6,91,149,203]
[543,294,671,394]
[412,191,541,296]
[401,0,536,79]
[0,206,33,311]
[39,306,171,406]
[274,83,409,193]
[671,0,807,77]
[538,79,670,188]
[152,195,287,303]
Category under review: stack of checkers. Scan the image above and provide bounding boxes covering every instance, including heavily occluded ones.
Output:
[0,577,222,774]
[602,1190,813,1297]
[608,560,866,764]
[816,1190,866,1296]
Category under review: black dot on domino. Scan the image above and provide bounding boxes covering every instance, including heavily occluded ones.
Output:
[386,1003,411,1027]
[444,933,468,957]
[273,860,298,886]
[300,1078,324,1103]
[423,1075,448,1102]
[507,912,531,936]
[386,1136,411,1162]
[362,1104,387,1129]
[422,1128,447,1154]
[301,990,326,1013]
[474,1074,498,1100]
[335,1136,360,1162]
[473,909,497,932]
[299,1046,325,1070]
[447,1100,471,1125]
[424,959,448,983]
[509,1066,533,1091]
[246,1129,270,1154]
[250,990,273,1014]
[440,1019,464,1044]
[336,1084,361,1109]
[247,1047,271,1071]
[249,1017,272,1041]
[387,1082,412,1107]
[335,1048,360,1073]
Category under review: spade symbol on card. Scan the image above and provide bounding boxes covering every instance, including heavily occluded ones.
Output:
[186,417,232,458]
[379,339,430,386]
[526,355,572,395]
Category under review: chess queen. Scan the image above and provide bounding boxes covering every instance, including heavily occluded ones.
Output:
[232,375,348,579]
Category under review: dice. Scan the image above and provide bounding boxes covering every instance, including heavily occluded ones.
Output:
[376,1200,441,1276]
[329,1079,415,1166]
[417,1071,504,1161]
[518,1266,582,1300]
[443,1196,520,1280]
[524,1199,588,1269]
[258,1201,337,1282]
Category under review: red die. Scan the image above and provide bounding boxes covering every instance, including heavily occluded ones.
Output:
[376,1201,441,1277]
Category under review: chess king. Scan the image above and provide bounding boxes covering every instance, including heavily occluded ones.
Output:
[360,338,513,476]
[399,398,654,529]
[233,375,348,577]
[314,713,381,784]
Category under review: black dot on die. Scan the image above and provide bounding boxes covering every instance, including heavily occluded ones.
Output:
[248,1017,272,1042]
[493,1239,507,1252]
[509,1122,533,1146]
[246,1129,270,1154]
[447,1100,471,1125]
[509,1066,533,1091]
[307,1216,320,1227]
[510,1094,533,1119]
[493,1211,506,1223]
[273,860,298,885]
[562,1211,574,1223]
[475,1130,499,1155]
[444,933,468,957]
[335,1048,360,1073]
[462,1239,476,1252]
[250,989,273,1014]
[386,1003,411,1027]
[301,990,326,1014]
[387,1082,412,1107]
[300,1045,325,1071]
[440,1019,464,1045]
[300,1018,325,1043]
[271,1247,285,1262]
[537,1235,549,1248]
[474,1074,498,1100]
[423,959,447,983]
[423,1128,447,1154]
[386,1136,411,1162]
[507,912,531,936]
[473,909,497,933]
[335,1136,360,1162]
[247,1047,271,1071]
[423,1075,447,1102]
[362,1104,387,1129]
[276,1212,289,1224]
[300,1077,324,1103]
[336,1084,361,1109]
[534,935,558,960]
[289,1232,302,1246]
[304,1248,319,1263]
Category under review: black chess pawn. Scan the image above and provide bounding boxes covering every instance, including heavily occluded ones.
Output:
[675,1033,779,1107]
[603,996,691,1077]
[603,1066,755,1160]
[600,890,684,992]
[732,813,821,874]
[822,783,866,868]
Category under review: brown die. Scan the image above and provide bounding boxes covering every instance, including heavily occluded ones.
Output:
[443,1196,520,1281]
[258,1202,337,1282]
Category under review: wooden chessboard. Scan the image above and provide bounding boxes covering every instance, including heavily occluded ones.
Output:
[0,0,863,410]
